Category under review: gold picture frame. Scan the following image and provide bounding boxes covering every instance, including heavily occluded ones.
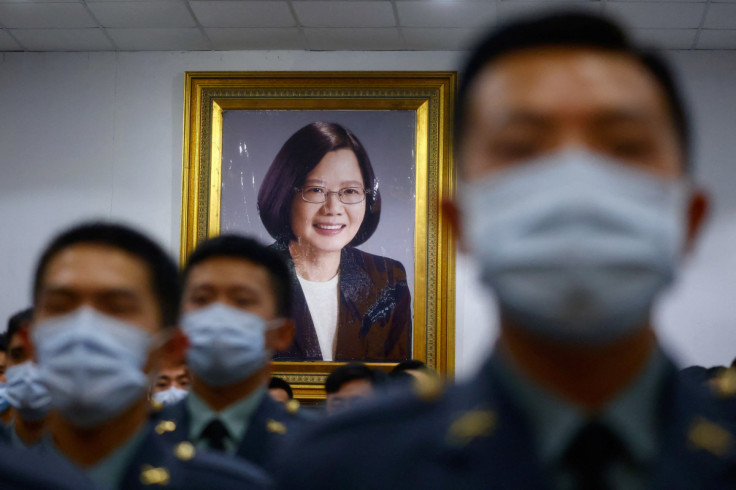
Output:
[180,71,456,401]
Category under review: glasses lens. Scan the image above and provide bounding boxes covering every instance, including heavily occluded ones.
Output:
[339,187,365,204]
[301,186,326,203]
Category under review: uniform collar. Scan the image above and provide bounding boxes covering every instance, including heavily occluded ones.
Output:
[491,345,668,467]
[187,386,266,453]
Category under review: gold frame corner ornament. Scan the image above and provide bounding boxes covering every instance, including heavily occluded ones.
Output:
[180,71,457,401]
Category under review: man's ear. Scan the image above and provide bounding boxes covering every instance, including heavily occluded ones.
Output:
[147,328,189,373]
[164,328,189,365]
[685,189,709,252]
[268,319,295,352]
[441,198,467,252]
[20,327,34,362]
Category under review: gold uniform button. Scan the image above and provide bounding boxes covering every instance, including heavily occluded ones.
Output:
[140,465,171,486]
[174,441,196,462]
[286,399,300,414]
[155,420,177,435]
[688,417,733,457]
[266,419,287,435]
[151,400,164,412]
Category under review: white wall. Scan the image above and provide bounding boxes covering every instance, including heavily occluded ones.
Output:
[1,49,735,377]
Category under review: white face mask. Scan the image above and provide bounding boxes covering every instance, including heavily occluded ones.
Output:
[460,149,688,344]
[5,361,52,421]
[151,386,188,406]
[32,307,155,428]
[181,303,277,387]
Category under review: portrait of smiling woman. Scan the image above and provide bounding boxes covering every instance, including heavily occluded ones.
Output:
[257,122,412,362]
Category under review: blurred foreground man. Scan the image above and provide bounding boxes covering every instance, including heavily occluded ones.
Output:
[31,223,270,489]
[157,235,309,473]
[277,12,736,490]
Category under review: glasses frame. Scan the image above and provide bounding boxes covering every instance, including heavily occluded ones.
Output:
[295,185,369,205]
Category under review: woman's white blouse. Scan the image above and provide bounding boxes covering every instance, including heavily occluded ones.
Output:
[297,273,339,361]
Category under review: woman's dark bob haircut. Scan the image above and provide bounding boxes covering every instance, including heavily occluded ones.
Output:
[258,122,381,247]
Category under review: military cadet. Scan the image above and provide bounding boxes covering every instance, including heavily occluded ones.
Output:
[156,234,310,473]
[30,222,270,489]
[276,11,736,490]
[4,306,52,446]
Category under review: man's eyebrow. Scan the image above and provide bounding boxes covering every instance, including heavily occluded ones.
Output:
[490,111,552,128]
[592,109,660,126]
[39,287,77,298]
[228,285,263,296]
[98,289,141,301]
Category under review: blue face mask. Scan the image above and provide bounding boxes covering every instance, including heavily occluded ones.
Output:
[32,308,155,429]
[182,303,277,387]
[151,386,189,406]
[461,149,688,344]
[0,384,10,414]
[5,361,52,421]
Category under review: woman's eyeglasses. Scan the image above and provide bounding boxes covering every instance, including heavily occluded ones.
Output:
[296,186,367,204]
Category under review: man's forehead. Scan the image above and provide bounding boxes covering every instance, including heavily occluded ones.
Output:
[41,243,153,292]
[468,47,670,121]
[187,256,271,290]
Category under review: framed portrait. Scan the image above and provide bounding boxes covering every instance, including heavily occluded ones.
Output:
[180,71,456,401]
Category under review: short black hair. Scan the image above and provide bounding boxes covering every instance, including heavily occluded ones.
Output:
[0,334,6,354]
[457,11,690,169]
[6,307,33,352]
[33,222,180,327]
[182,234,292,318]
[325,362,378,394]
[268,377,294,399]
[258,122,382,246]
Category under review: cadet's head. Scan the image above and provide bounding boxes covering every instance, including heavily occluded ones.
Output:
[446,11,708,345]
[33,222,180,333]
[325,362,378,414]
[455,11,690,181]
[30,222,182,429]
[6,307,33,369]
[181,234,294,352]
[268,377,294,404]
